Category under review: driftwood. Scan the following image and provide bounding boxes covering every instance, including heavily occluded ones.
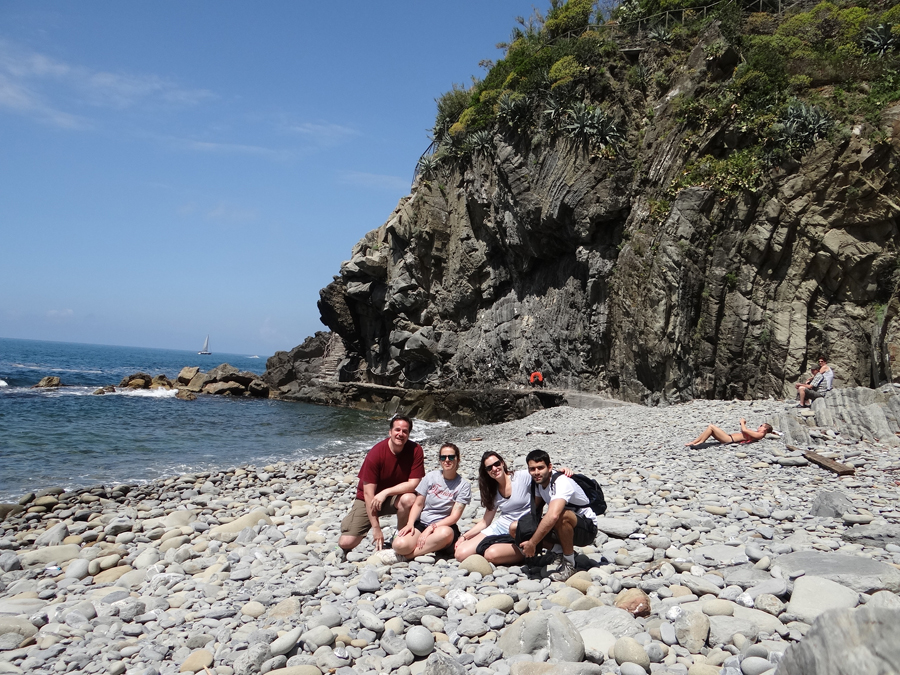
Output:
[787,445,856,475]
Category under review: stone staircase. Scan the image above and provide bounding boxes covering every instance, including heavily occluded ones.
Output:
[319,334,347,382]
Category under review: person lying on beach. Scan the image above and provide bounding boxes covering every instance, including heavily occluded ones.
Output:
[685,418,773,448]
[369,442,471,565]
[455,451,572,565]
[510,449,599,582]
[337,414,424,559]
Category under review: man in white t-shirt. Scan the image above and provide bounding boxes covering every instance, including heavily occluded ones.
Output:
[512,449,598,581]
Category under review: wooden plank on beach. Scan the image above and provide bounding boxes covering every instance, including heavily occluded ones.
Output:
[802,450,855,476]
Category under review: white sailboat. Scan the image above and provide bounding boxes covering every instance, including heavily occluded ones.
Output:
[198,335,211,355]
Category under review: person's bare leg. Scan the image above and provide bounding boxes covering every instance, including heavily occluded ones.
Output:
[392,529,421,557]
[408,527,455,558]
[454,533,485,562]
[554,511,577,556]
[484,543,525,565]
[396,493,416,529]
[338,534,363,552]
[687,424,731,446]
[799,388,808,406]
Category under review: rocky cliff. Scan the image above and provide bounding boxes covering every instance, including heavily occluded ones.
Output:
[269,4,900,414]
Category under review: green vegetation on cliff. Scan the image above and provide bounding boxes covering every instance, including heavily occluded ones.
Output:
[424,0,900,197]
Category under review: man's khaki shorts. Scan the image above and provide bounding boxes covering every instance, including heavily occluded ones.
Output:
[340,496,401,537]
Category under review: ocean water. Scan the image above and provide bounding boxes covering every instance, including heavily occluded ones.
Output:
[0,338,447,503]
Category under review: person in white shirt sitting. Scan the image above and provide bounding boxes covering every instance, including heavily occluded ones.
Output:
[510,449,598,582]
[798,356,834,407]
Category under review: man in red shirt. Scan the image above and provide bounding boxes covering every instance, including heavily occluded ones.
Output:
[338,414,425,557]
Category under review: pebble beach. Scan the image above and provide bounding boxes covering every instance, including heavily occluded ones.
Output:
[1,397,899,675]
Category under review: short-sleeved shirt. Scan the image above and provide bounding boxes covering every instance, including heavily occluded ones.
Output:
[355,438,425,501]
[821,368,834,392]
[809,372,824,390]
[482,470,532,537]
[535,473,597,523]
[415,470,471,525]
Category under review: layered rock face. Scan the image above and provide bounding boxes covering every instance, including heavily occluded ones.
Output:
[309,28,900,406]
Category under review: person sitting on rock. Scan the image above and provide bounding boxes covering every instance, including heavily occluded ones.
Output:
[510,449,598,582]
[454,451,532,566]
[337,414,424,559]
[369,442,471,565]
[795,365,820,396]
[798,355,833,407]
[685,418,773,448]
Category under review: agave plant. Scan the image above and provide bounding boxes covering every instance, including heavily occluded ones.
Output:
[542,97,567,130]
[778,101,832,151]
[467,130,494,157]
[862,23,897,58]
[496,92,532,133]
[430,119,451,146]
[416,153,442,180]
[647,25,672,44]
[562,102,623,151]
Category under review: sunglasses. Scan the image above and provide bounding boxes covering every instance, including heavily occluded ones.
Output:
[484,460,503,471]
[440,454,457,462]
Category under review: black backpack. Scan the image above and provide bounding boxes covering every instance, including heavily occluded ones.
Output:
[531,472,607,516]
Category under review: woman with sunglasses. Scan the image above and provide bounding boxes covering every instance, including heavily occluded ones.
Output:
[370,443,471,564]
[455,451,572,565]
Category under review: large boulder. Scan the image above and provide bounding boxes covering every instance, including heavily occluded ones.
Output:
[32,376,61,388]
[776,551,900,593]
[775,606,900,674]
[185,372,212,392]
[17,544,80,568]
[809,490,854,518]
[567,605,642,638]
[498,611,585,662]
[203,381,246,396]
[119,372,153,388]
[150,374,173,390]
[247,379,270,397]
[177,366,200,384]
[786,576,859,624]
[0,504,25,522]
[842,524,900,549]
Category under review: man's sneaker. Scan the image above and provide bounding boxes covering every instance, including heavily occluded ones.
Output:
[526,551,561,569]
[549,558,576,582]
[369,549,407,565]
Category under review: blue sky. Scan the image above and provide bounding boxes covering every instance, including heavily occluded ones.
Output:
[0,1,533,356]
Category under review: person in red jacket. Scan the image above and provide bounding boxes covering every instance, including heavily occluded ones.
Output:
[338,414,425,558]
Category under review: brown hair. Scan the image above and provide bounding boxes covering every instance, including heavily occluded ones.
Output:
[389,414,413,432]
[762,423,773,434]
[478,451,511,511]
[439,442,460,459]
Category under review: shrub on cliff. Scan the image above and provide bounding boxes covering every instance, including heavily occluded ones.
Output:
[432,84,472,145]
[544,0,595,38]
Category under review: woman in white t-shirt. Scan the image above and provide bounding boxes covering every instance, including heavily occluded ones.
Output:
[454,451,572,565]
[370,442,471,565]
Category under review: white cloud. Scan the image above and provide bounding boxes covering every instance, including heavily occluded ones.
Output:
[285,121,358,145]
[0,39,214,126]
[0,71,86,128]
[339,171,410,192]
[176,137,288,159]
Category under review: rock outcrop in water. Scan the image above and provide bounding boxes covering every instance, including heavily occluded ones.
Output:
[268,8,900,411]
